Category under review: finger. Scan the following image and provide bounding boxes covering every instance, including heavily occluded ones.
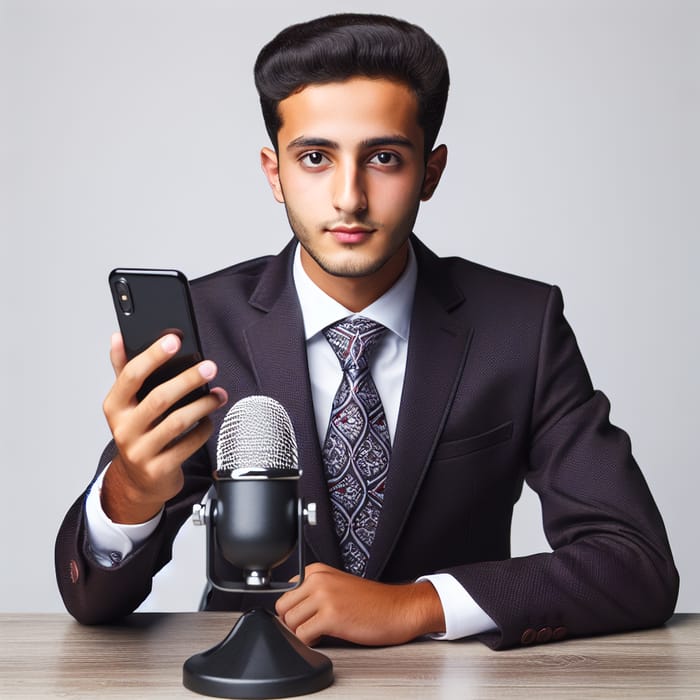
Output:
[146,417,215,484]
[285,604,331,647]
[276,590,300,619]
[278,594,320,636]
[276,576,310,618]
[292,620,323,647]
[104,333,183,425]
[115,414,215,500]
[276,564,336,617]
[109,332,128,376]
[134,358,219,428]
[111,333,182,407]
[138,387,227,458]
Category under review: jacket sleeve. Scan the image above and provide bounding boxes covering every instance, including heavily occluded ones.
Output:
[54,441,212,624]
[441,285,679,649]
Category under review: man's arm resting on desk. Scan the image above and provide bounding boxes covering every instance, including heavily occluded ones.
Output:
[276,563,497,646]
[440,287,679,650]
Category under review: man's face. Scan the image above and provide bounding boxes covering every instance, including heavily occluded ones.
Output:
[261,77,446,309]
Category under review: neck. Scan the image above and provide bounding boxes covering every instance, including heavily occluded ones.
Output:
[300,244,408,312]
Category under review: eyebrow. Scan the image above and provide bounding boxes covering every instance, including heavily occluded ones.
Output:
[286,135,416,151]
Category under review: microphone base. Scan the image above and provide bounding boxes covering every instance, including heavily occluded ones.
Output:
[183,608,334,698]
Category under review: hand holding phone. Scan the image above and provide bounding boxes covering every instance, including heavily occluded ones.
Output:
[109,269,210,412]
[102,269,227,524]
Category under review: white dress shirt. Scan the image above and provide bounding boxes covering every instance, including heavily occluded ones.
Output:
[85,242,496,639]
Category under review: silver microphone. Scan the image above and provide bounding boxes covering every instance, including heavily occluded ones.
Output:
[216,395,299,478]
[200,396,306,590]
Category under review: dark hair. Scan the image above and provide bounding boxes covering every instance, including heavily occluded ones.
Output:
[254,13,449,159]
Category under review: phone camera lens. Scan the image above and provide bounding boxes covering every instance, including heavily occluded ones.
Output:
[115,279,133,314]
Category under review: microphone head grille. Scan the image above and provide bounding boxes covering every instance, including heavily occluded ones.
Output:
[216,395,298,477]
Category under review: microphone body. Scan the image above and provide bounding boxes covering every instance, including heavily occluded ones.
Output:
[213,478,298,588]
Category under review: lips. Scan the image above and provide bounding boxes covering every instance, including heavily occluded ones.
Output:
[327,226,375,244]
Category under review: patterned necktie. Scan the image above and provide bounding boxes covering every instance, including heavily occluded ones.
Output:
[322,316,391,577]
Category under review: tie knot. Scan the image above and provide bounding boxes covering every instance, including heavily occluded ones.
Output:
[323,316,387,371]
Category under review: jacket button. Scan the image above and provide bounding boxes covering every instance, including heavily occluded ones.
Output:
[553,626,568,641]
[521,628,537,645]
[537,626,553,643]
[69,559,80,584]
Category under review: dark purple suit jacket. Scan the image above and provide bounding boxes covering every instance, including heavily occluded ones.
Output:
[55,236,678,649]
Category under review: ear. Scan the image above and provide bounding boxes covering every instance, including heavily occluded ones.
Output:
[421,144,448,201]
[260,147,285,203]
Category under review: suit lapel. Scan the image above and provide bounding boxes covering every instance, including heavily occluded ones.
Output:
[243,241,342,569]
[365,238,472,580]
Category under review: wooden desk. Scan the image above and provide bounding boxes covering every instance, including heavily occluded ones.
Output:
[0,613,697,698]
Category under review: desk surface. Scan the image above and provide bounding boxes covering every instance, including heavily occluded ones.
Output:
[0,613,697,699]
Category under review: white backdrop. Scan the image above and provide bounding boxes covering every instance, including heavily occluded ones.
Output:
[1,0,697,614]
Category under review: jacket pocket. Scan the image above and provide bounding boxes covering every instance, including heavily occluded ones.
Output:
[433,420,513,461]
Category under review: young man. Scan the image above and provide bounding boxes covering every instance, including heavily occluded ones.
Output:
[55,14,678,650]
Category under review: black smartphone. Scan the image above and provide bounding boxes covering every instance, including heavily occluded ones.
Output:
[109,268,209,411]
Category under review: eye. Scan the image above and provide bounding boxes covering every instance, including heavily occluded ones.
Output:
[300,151,328,168]
[369,151,400,166]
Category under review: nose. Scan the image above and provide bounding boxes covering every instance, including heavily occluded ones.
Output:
[332,160,367,215]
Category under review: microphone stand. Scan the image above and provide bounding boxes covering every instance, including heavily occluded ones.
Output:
[183,482,334,699]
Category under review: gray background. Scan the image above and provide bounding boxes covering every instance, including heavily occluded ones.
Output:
[1,0,697,614]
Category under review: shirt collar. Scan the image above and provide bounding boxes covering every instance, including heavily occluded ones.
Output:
[292,242,417,341]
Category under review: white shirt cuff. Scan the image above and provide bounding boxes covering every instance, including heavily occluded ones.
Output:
[418,573,498,640]
[84,465,163,567]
